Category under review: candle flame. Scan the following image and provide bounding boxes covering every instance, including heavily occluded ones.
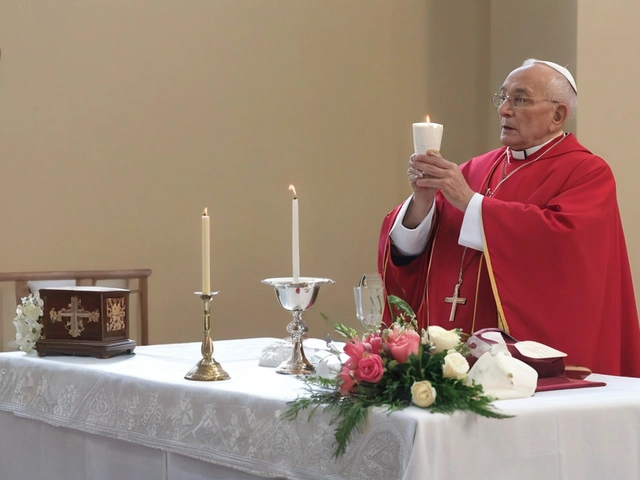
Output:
[203,207,208,216]
[426,115,431,123]
[289,184,298,199]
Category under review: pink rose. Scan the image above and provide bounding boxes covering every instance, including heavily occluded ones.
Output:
[363,333,383,355]
[385,326,420,363]
[353,354,384,384]
[339,338,385,392]
[344,339,367,369]
[338,365,356,395]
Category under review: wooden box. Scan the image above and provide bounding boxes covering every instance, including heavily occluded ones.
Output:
[36,286,136,358]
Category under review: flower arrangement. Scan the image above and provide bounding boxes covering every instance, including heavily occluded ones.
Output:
[284,295,510,458]
[10,293,44,353]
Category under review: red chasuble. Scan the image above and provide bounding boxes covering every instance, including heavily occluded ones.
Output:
[378,133,640,377]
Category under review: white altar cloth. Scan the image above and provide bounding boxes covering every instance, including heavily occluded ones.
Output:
[1,338,639,480]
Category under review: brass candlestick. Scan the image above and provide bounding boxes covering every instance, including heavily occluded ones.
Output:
[184,292,230,381]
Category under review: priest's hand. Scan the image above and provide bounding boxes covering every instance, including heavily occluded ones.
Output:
[405,153,438,228]
[408,150,475,213]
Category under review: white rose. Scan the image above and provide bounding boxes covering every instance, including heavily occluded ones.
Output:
[424,325,461,354]
[13,321,40,353]
[12,312,43,354]
[21,304,42,321]
[442,351,470,379]
[13,319,32,340]
[411,380,437,408]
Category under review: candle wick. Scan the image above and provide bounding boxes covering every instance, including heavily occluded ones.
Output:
[203,207,208,216]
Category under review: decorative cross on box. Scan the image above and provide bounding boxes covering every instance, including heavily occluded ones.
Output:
[50,296,100,337]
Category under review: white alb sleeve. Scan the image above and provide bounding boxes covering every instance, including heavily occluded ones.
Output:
[458,193,485,251]
[389,195,435,256]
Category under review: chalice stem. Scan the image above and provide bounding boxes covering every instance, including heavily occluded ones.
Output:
[279,308,314,374]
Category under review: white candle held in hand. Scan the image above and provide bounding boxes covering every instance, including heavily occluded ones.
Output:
[289,185,300,283]
[202,207,211,294]
[412,115,444,154]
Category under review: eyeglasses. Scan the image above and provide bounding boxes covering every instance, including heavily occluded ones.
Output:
[491,93,559,109]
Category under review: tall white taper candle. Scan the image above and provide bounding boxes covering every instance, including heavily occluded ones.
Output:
[202,208,211,294]
[289,185,300,283]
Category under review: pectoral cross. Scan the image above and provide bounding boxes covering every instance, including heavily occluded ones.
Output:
[445,281,467,322]
[50,296,100,337]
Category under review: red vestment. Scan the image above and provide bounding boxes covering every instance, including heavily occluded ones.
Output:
[378,134,640,377]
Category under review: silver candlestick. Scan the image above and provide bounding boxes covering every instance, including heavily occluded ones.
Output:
[184,292,230,381]
[262,277,334,375]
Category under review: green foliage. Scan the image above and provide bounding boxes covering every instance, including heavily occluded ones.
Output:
[320,312,358,340]
[387,295,418,326]
[285,295,513,458]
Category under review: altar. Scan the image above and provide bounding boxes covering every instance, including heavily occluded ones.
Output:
[0,338,639,480]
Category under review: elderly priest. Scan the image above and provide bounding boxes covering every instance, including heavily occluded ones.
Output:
[379,58,640,377]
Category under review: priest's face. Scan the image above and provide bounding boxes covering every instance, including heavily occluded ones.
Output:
[497,65,562,150]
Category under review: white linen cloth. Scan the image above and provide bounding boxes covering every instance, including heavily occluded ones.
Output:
[1,338,640,480]
[0,338,411,480]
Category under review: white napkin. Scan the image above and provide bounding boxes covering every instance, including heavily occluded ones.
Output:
[467,351,538,400]
[258,338,346,377]
[258,339,292,367]
[307,350,345,378]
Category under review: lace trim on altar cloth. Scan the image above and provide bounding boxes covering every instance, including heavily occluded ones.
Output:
[0,340,409,480]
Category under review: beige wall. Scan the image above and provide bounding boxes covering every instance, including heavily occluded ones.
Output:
[577,1,640,311]
[489,0,578,144]
[0,1,432,347]
[422,1,491,164]
[1,0,637,350]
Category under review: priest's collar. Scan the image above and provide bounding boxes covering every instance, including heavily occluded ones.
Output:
[509,132,565,160]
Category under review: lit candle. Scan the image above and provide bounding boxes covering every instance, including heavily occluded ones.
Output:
[412,114,444,154]
[202,207,211,294]
[289,185,300,283]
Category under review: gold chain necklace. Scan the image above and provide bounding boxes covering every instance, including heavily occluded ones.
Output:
[446,133,568,323]
[486,133,567,197]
